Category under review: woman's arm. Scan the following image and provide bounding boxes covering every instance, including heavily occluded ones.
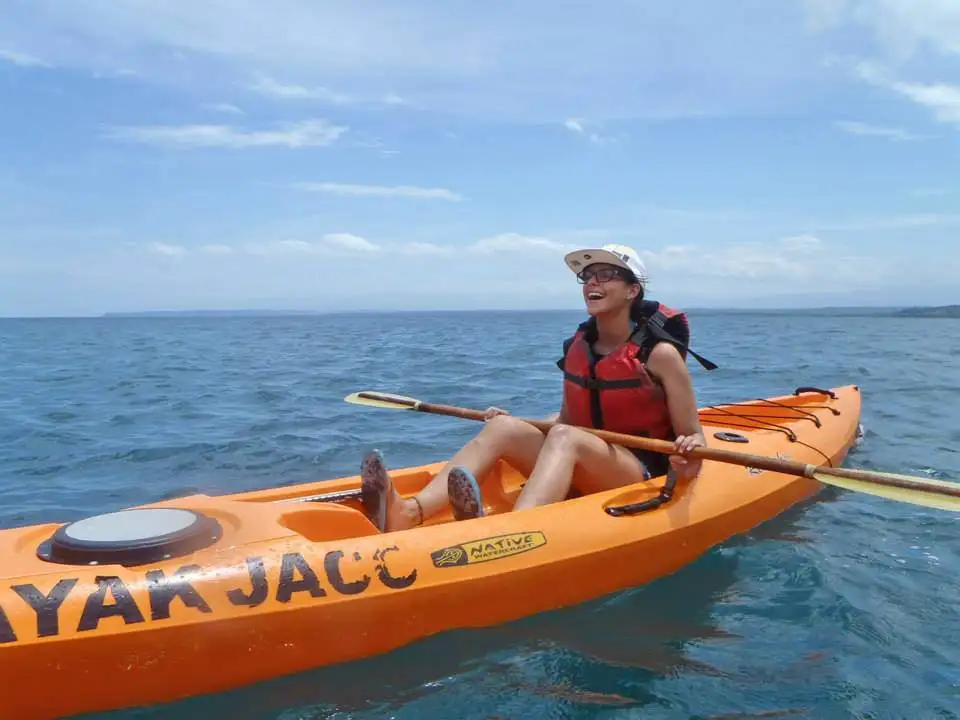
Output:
[543,398,567,423]
[646,342,706,477]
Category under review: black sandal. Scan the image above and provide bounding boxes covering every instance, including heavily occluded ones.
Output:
[448,467,485,521]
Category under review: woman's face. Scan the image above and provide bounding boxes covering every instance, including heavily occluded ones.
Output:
[578,263,639,316]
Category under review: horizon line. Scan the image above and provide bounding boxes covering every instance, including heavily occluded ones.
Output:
[1,302,957,320]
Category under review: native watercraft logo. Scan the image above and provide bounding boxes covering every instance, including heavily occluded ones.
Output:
[430,532,547,567]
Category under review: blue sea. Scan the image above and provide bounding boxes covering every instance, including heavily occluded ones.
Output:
[1,309,958,719]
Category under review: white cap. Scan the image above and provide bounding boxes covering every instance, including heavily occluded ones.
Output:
[563,244,648,284]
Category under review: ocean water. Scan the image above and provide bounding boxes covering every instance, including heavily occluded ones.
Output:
[1,309,957,719]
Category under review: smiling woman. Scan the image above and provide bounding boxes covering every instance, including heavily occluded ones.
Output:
[361,243,718,531]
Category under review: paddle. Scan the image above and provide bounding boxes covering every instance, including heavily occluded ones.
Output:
[344,390,960,512]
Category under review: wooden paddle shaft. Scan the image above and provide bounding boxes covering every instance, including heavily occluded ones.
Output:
[409,399,960,498]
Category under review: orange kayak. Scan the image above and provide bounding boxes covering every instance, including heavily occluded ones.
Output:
[0,385,861,719]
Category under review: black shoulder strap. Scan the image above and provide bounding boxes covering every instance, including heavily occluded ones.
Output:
[637,304,718,371]
[556,334,575,370]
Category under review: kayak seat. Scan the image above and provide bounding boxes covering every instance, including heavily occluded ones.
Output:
[278,504,380,542]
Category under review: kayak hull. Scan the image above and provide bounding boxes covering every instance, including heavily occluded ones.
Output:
[0,385,862,719]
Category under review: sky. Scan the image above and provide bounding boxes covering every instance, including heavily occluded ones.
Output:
[1,0,958,316]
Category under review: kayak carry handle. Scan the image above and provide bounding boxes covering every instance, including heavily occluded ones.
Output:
[793,386,837,399]
[605,468,678,516]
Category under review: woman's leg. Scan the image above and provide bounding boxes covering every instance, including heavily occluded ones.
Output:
[511,424,651,511]
[362,415,547,532]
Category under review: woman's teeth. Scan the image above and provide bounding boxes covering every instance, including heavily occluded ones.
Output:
[588,292,604,300]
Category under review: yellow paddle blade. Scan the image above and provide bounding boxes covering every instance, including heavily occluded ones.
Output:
[813,471,960,512]
[343,391,421,410]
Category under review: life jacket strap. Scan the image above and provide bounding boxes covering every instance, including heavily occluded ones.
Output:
[562,371,649,390]
[641,310,718,371]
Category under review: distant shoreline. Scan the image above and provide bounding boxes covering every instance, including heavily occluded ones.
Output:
[101,309,326,317]
[1,304,957,320]
[97,304,958,318]
[890,305,960,318]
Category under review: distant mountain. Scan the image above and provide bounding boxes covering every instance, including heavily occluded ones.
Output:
[100,309,325,317]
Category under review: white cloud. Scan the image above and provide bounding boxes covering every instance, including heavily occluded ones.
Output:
[401,234,575,256]
[888,81,960,124]
[835,120,928,140]
[845,62,960,126]
[199,244,234,254]
[400,242,455,256]
[104,119,348,149]
[202,102,244,115]
[92,67,138,79]
[6,0,879,122]
[0,49,49,67]
[157,234,382,258]
[250,76,351,104]
[805,0,960,59]
[274,239,314,253]
[814,213,960,230]
[250,76,408,107]
[69,229,956,314]
[809,2,960,124]
[322,233,380,252]
[802,0,848,32]
[562,117,622,145]
[148,242,188,257]
[779,234,823,253]
[467,233,572,254]
[144,232,575,261]
[638,234,877,285]
[293,182,462,201]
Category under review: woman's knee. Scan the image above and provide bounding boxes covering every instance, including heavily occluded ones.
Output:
[542,423,590,452]
[483,414,537,437]
[485,414,519,433]
[476,414,540,448]
[547,425,591,448]
[544,425,633,470]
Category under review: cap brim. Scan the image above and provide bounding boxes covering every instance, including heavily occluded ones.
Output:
[564,248,633,274]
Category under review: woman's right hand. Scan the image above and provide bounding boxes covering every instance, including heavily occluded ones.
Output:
[484,406,510,421]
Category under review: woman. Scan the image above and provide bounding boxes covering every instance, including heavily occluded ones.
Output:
[360,243,707,532]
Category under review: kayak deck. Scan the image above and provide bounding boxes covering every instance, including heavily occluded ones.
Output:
[226,384,862,520]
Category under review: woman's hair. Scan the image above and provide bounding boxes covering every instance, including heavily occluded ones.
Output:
[629,293,648,323]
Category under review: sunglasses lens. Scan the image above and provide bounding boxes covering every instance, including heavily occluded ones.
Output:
[578,267,620,283]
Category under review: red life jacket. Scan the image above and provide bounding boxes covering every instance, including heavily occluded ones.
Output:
[556,301,715,440]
